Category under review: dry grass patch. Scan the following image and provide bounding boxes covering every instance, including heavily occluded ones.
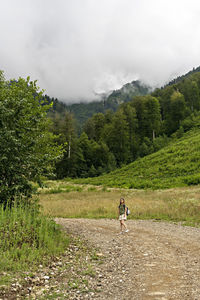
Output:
[39,183,200,225]
[39,190,121,218]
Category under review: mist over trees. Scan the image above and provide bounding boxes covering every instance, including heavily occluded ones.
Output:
[50,70,200,179]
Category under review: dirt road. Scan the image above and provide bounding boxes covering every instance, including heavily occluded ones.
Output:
[56,218,200,300]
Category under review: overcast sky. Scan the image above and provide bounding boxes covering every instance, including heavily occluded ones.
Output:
[1,0,200,102]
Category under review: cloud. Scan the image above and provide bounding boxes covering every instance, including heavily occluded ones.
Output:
[0,0,200,102]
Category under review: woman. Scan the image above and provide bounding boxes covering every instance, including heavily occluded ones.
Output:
[118,198,129,234]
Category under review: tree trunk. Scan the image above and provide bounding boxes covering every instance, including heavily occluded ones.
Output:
[153,130,155,140]
[68,135,71,159]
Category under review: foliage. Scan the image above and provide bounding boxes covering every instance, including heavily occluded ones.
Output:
[102,110,130,165]
[50,95,163,177]
[164,91,187,134]
[51,113,117,178]
[71,128,200,189]
[0,203,69,271]
[0,71,63,206]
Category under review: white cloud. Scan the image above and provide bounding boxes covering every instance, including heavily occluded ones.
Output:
[0,0,200,102]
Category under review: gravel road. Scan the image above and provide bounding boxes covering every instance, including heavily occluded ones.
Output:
[56,218,200,300]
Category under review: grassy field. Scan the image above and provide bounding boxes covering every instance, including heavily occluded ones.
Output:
[39,181,200,226]
[70,128,200,189]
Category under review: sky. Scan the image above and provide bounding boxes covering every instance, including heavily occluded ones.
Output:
[1,0,200,103]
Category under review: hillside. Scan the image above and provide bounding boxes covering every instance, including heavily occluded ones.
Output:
[166,65,200,87]
[51,80,151,126]
[49,65,200,180]
[104,80,151,107]
[72,128,200,189]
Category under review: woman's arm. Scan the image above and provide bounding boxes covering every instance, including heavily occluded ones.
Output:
[124,205,127,216]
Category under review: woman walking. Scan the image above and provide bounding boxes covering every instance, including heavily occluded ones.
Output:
[118,198,129,234]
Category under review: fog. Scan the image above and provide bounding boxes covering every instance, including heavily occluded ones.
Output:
[1,0,200,102]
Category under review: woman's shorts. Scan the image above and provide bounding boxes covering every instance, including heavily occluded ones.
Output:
[119,214,127,221]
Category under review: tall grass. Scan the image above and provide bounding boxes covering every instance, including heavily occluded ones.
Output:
[39,185,200,226]
[0,203,69,272]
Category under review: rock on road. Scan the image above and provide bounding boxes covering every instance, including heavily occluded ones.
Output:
[56,218,200,300]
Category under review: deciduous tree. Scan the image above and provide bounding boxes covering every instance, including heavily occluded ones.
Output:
[0,72,63,206]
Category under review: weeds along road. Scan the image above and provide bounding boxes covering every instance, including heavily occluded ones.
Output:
[56,218,200,300]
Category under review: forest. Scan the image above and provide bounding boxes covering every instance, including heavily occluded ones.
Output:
[49,68,200,179]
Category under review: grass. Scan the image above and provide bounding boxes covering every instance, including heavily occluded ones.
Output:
[37,181,84,194]
[0,274,12,287]
[39,184,200,226]
[70,128,200,189]
[0,203,69,272]
[40,189,116,219]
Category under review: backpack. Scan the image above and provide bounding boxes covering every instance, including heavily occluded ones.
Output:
[126,206,130,216]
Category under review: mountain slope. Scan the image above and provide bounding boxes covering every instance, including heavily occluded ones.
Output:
[165,65,200,87]
[105,80,151,106]
[55,80,151,126]
[73,128,200,189]
[50,66,200,126]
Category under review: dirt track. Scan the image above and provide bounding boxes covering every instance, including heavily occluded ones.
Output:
[56,218,200,300]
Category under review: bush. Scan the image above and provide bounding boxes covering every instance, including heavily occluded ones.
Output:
[153,134,170,152]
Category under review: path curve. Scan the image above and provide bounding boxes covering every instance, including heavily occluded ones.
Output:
[56,218,200,300]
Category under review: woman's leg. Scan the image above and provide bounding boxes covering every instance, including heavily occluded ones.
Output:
[120,220,123,232]
[122,220,127,230]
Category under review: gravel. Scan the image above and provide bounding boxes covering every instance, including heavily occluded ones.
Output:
[2,218,200,299]
[56,218,200,300]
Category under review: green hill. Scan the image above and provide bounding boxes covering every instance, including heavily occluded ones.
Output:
[73,128,200,189]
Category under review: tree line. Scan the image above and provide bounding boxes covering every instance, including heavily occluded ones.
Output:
[50,71,200,179]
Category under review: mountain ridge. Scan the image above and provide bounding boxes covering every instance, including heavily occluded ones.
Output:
[50,79,151,126]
